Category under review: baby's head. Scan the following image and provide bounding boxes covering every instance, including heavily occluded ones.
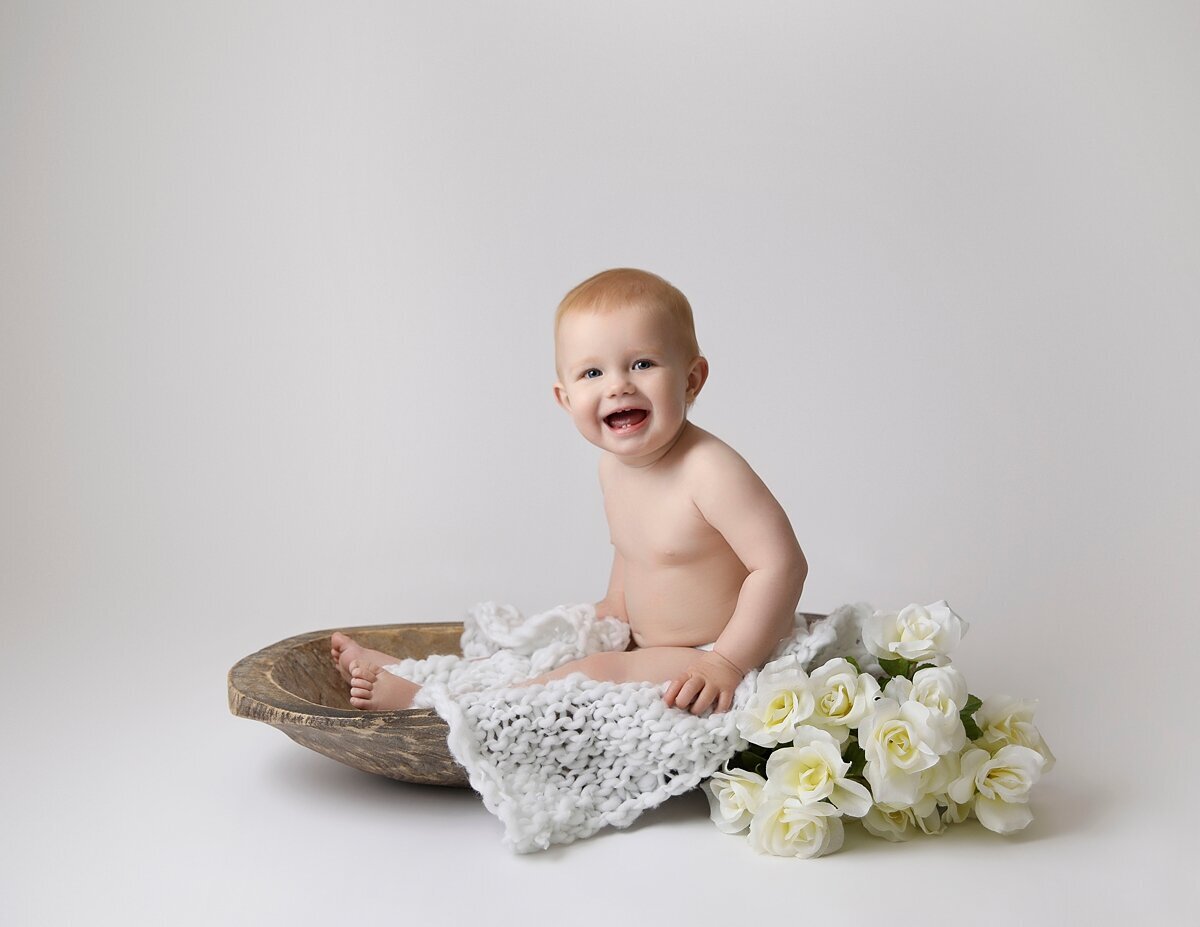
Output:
[552,266,700,381]
[553,268,709,462]
[554,268,701,369]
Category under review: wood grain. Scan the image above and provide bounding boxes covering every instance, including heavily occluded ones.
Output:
[228,623,470,787]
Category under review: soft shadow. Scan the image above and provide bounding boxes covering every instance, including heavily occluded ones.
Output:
[267,744,479,810]
[833,773,1111,854]
[1001,774,1112,844]
[542,788,710,856]
[621,788,710,833]
[261,744,1103,855]
[495,788,712,864]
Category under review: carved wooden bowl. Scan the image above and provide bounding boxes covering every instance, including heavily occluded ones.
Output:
[228,622,470,787]
[230,614,831,789]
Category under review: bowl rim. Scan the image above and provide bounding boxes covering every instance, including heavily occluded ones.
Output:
[227,621,464,727]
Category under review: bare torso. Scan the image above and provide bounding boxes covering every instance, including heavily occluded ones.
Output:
[339,423,804,714]
[602,425,751,648]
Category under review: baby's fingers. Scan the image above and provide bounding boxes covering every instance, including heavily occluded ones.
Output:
[672,675,705,710]
[664,676,686,707]
[690,682,719,715]
[716,687,733,715]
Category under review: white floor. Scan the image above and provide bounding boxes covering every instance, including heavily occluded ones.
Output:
[0,611,1186,927]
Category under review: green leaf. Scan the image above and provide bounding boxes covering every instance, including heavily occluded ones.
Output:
[843,738,867,778]
[878,656,913,679]
[844,655,862,673]
[729,750,769,776]
[727,751,751,772]
[914,663,937,673]
[959,692,985,741]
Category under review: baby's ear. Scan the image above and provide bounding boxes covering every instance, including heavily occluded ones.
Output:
[686,356,710,405]
[553,382,572,412]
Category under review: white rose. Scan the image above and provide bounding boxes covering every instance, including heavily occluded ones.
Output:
[807,658,881,744]
[748,796,845,858]
[862,798,945,840]
[915,755,962,834]
[858,697,942,807]
[863,601,968,664]
[949,744,1045,834]
[916,748,958,796]
[704,766,768,834]
[884,665,968,754]
[861,803,914,841]
[915,749,973,825]
[736,654,815,747]
[763,726,873,818]
[975,695,1056,772]
[913,801,948,835]
[941,796,974,825]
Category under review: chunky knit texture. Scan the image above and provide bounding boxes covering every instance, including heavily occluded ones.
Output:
[383,601,874,853]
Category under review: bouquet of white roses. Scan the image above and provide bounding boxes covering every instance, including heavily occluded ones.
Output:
[705,602,1055,858]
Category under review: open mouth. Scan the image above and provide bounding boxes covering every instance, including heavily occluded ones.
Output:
[604,408,649,432]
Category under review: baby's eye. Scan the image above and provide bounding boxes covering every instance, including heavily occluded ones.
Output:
[582,368,602,380]
[632,359,654,370]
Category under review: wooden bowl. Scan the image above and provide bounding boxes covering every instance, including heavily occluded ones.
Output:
[229,613,831,789]
[228,622,470,787]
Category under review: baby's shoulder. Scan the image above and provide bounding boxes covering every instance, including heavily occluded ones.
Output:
[679,426,757,481]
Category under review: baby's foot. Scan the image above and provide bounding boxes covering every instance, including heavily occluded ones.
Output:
[330,632,400,683]
[348,660,421,711]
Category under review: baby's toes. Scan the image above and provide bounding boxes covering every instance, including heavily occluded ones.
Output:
[349,675,374,702]
[351,660,382,683]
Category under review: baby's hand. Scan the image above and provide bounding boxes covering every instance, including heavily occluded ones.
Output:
[664,651,745,715]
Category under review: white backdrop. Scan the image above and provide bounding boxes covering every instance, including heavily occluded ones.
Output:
[2,2,1196,924]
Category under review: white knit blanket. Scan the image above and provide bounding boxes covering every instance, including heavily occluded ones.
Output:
[384,601,874,853]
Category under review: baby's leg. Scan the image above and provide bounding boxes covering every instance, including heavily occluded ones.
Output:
[330,632,402,683]
[347,647,712,712]
[348,660,422,711]
[523,646,701,689]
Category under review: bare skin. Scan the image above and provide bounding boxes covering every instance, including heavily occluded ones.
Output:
[330,631,400,683]
[336,290,807,715]
[347,660,421,710]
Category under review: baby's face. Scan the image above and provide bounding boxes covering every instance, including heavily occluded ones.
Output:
[553,303,706,466]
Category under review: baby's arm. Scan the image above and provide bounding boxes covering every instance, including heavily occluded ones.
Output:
[665,450,807,714]
[593,459,629,623]
[594,547,629,622]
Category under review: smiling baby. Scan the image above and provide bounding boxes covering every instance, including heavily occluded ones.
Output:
[331,268,807,714]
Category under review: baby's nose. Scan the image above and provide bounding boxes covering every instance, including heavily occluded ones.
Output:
[607,375,636,396]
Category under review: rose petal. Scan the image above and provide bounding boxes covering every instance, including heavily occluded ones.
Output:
[974,795,1034,834]
[830,778,873,818]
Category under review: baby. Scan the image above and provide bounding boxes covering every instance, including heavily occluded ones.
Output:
[331,268,808,715]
